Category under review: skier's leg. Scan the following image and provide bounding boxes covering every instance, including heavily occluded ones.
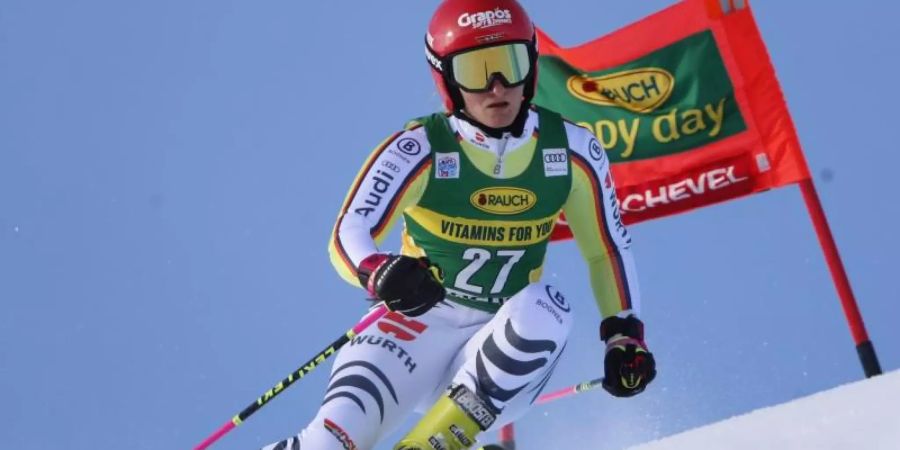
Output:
[395,283,574,449]
[261,306,478,450]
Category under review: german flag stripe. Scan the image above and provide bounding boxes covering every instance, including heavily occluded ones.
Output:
[561,117,582,128]
[405,121,425,132]
[370,157,431,239]
[331,235,356,279]
[331,132,402,275]
[570,153,632,310]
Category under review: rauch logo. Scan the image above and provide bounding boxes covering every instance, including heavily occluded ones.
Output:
[567,68,674,113]
[470,187,536,215]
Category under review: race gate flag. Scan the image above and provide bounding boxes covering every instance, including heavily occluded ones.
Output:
[536,0,811,239]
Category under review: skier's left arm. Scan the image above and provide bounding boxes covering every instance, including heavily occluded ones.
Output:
[562,122,656,397]
[561,123,639,319]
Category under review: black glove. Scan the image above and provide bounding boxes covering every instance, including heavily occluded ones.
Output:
[357,253,445,317]
[599,315,656,397]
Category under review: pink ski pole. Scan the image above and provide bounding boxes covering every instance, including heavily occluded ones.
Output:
[194,304,388,450]
[536,378,605,405]
[494,378,606,449]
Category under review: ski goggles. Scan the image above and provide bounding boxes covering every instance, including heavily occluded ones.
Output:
[449,43,532,92]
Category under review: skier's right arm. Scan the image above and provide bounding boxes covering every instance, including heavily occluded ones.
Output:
[327,124,432,287]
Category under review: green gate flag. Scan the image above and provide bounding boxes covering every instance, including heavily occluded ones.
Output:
[537,0,810,239]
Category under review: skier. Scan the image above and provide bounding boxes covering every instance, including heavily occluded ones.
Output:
[263,0,655,448]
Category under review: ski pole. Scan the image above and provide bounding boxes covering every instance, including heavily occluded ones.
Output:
[535,377,604,405]
[494,379,605,450]
[194,304,389,450]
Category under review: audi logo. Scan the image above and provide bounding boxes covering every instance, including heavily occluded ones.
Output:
[544,154,567,163]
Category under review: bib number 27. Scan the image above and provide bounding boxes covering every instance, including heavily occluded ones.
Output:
[454,248,525,295]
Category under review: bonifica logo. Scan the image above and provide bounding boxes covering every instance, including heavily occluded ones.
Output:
[458,9,512,30]
[567,68,674,113]
[470,187,536,215]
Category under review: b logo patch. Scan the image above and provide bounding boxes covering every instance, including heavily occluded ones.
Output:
[545,285,570,312]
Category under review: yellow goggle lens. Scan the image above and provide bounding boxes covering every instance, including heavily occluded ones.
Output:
[450,43,531,91]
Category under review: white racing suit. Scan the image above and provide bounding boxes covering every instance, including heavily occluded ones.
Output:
[263,107,639,450]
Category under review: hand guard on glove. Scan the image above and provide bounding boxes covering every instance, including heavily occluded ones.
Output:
[600,315,656,397]
[357,253,445,317]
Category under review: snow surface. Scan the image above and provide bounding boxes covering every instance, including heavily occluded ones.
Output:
[628,369,900,450]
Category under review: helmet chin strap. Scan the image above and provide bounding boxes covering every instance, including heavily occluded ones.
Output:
[453,101,531,139]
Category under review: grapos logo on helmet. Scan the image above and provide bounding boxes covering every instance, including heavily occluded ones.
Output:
[457,8,513,29]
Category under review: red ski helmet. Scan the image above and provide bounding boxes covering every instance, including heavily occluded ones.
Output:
[425,0,538,111]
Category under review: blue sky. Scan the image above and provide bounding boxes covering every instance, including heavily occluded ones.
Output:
[1,1,898,449]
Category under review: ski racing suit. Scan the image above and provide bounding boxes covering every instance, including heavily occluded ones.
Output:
[264,106,640,450]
